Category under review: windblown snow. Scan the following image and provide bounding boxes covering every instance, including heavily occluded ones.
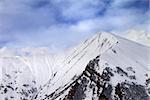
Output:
[0,32,149,100]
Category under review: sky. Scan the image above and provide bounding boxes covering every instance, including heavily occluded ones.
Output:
[0,0,149,52]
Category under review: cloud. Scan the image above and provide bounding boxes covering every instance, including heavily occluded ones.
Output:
[0,0,149,51]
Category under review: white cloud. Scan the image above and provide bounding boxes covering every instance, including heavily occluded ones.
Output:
[0,0,149,51]
[59,0,106,20]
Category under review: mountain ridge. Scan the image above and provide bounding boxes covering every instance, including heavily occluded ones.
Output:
[0,32,149,100]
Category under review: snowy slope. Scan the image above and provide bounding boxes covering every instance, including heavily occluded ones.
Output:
[34,32,150,100]
[0,32,150,100]
[123,30,150,47]
[34,32,118,99]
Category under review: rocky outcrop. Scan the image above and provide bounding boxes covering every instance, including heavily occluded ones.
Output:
[0,69,38,100]
[41,56,149,100]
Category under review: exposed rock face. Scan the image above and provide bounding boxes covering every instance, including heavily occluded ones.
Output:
[0,69,38,100]
[42,57,149,100]
[116,83,149,100]
[65,58,149,100]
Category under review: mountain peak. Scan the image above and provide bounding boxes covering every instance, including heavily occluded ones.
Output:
[0,32,149,100]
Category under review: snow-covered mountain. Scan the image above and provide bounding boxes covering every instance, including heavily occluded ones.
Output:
[123,30,150,47]
[0,32,149,100]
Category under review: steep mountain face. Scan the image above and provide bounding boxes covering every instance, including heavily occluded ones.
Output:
[0,32,149,100]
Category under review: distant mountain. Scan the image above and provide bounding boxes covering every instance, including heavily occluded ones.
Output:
[0,32,149,100]
[124,30,150,47]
